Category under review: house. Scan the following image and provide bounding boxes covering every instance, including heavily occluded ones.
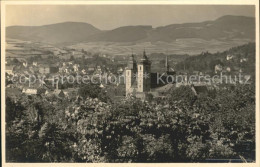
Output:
[81,69,87,74]
[22,88,38,95]
[22,87,47,95]
[99,83,105,88]
[6,83,15,88]
[97,66,102,71]
[53,89,65,98]
[117,67,124,74]
[226,54,234,61]
[191,85,208,96]
[65,68,71,73]
[215,64,223,74]
[45,89,50,95]
[39,64,59,74]
[73,64,80,72]
[53,50,60,56]
[226,67,231,72]
[23,61,28,67]
[72,50,84,58]
[60,50,68,55]
[63,88,77,97]
[151,83,175,97]
[6,65,15,75]
[32,61,38,66]
[88,65,95,72]
[59,67,64,73]
[39,64,50,74]
[240,58,248,63]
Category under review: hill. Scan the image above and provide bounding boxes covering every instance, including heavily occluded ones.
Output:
[175,42,255,76]
[147,15,255,42]
[6,22,101,45]
[87,26,153,42]
[6,15,255,45]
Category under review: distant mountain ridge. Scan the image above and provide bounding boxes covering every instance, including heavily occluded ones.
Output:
[6,15,255,45]
[7,22,101,45]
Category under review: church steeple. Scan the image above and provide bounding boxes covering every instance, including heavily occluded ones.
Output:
[127,53,136,71]
[141,49,150,65]
[142,49,148,60]
[137,50,151,93]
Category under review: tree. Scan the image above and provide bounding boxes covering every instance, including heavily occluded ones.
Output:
[78,84,101,99]
[5,79,255,162]
[6,95,75,162]
[12,58,20,64]
[146,93,153,103]
[212,84,255,159]
[168,85,197,106]
[6,97,25,126]
[70,55,75,61]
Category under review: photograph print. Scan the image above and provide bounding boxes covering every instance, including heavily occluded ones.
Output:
[2,2,258,164]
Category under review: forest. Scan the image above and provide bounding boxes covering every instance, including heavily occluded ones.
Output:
[175,42,255,77]
[6,82,255,162]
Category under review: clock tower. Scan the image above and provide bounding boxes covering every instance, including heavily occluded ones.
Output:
[137,50,151,92]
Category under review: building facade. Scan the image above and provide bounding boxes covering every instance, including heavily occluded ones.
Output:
[125,51,151,96]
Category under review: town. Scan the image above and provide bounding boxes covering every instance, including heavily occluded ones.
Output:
[4,4,256,163]
[5,38,256,163]
[6,39,253,102]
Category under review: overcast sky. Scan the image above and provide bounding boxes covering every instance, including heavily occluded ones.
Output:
[6,5,255,30]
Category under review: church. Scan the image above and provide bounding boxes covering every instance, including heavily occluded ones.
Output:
[125,50,175,99]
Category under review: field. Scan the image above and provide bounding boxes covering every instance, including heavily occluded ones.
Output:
[68,38,253,56]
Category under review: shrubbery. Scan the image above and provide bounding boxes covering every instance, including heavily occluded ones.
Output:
[6,83,255,162]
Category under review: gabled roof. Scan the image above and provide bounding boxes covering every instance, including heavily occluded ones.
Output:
[192,85,208,95]
[53,89,62,94]
[153,83,175,93]
[53,89,65,97]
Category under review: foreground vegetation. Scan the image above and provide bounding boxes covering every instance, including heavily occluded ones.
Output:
[6,83,255,162]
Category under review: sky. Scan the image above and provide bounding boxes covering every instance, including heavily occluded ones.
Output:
[6,5,255,30]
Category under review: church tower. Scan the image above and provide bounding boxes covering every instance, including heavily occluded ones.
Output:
[137,50,151,92]
[125,54,137,95]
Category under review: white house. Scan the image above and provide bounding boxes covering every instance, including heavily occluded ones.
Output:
[240,58,248,63]
[226,67,231,72]
[23,61,28,67]
[53,89,65,98]
[22,88,38,95]
[81,69,87,74]
[215,64,223,74]
[226,54,234,61]
[32,61,38,66]
[73,64,80,72]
